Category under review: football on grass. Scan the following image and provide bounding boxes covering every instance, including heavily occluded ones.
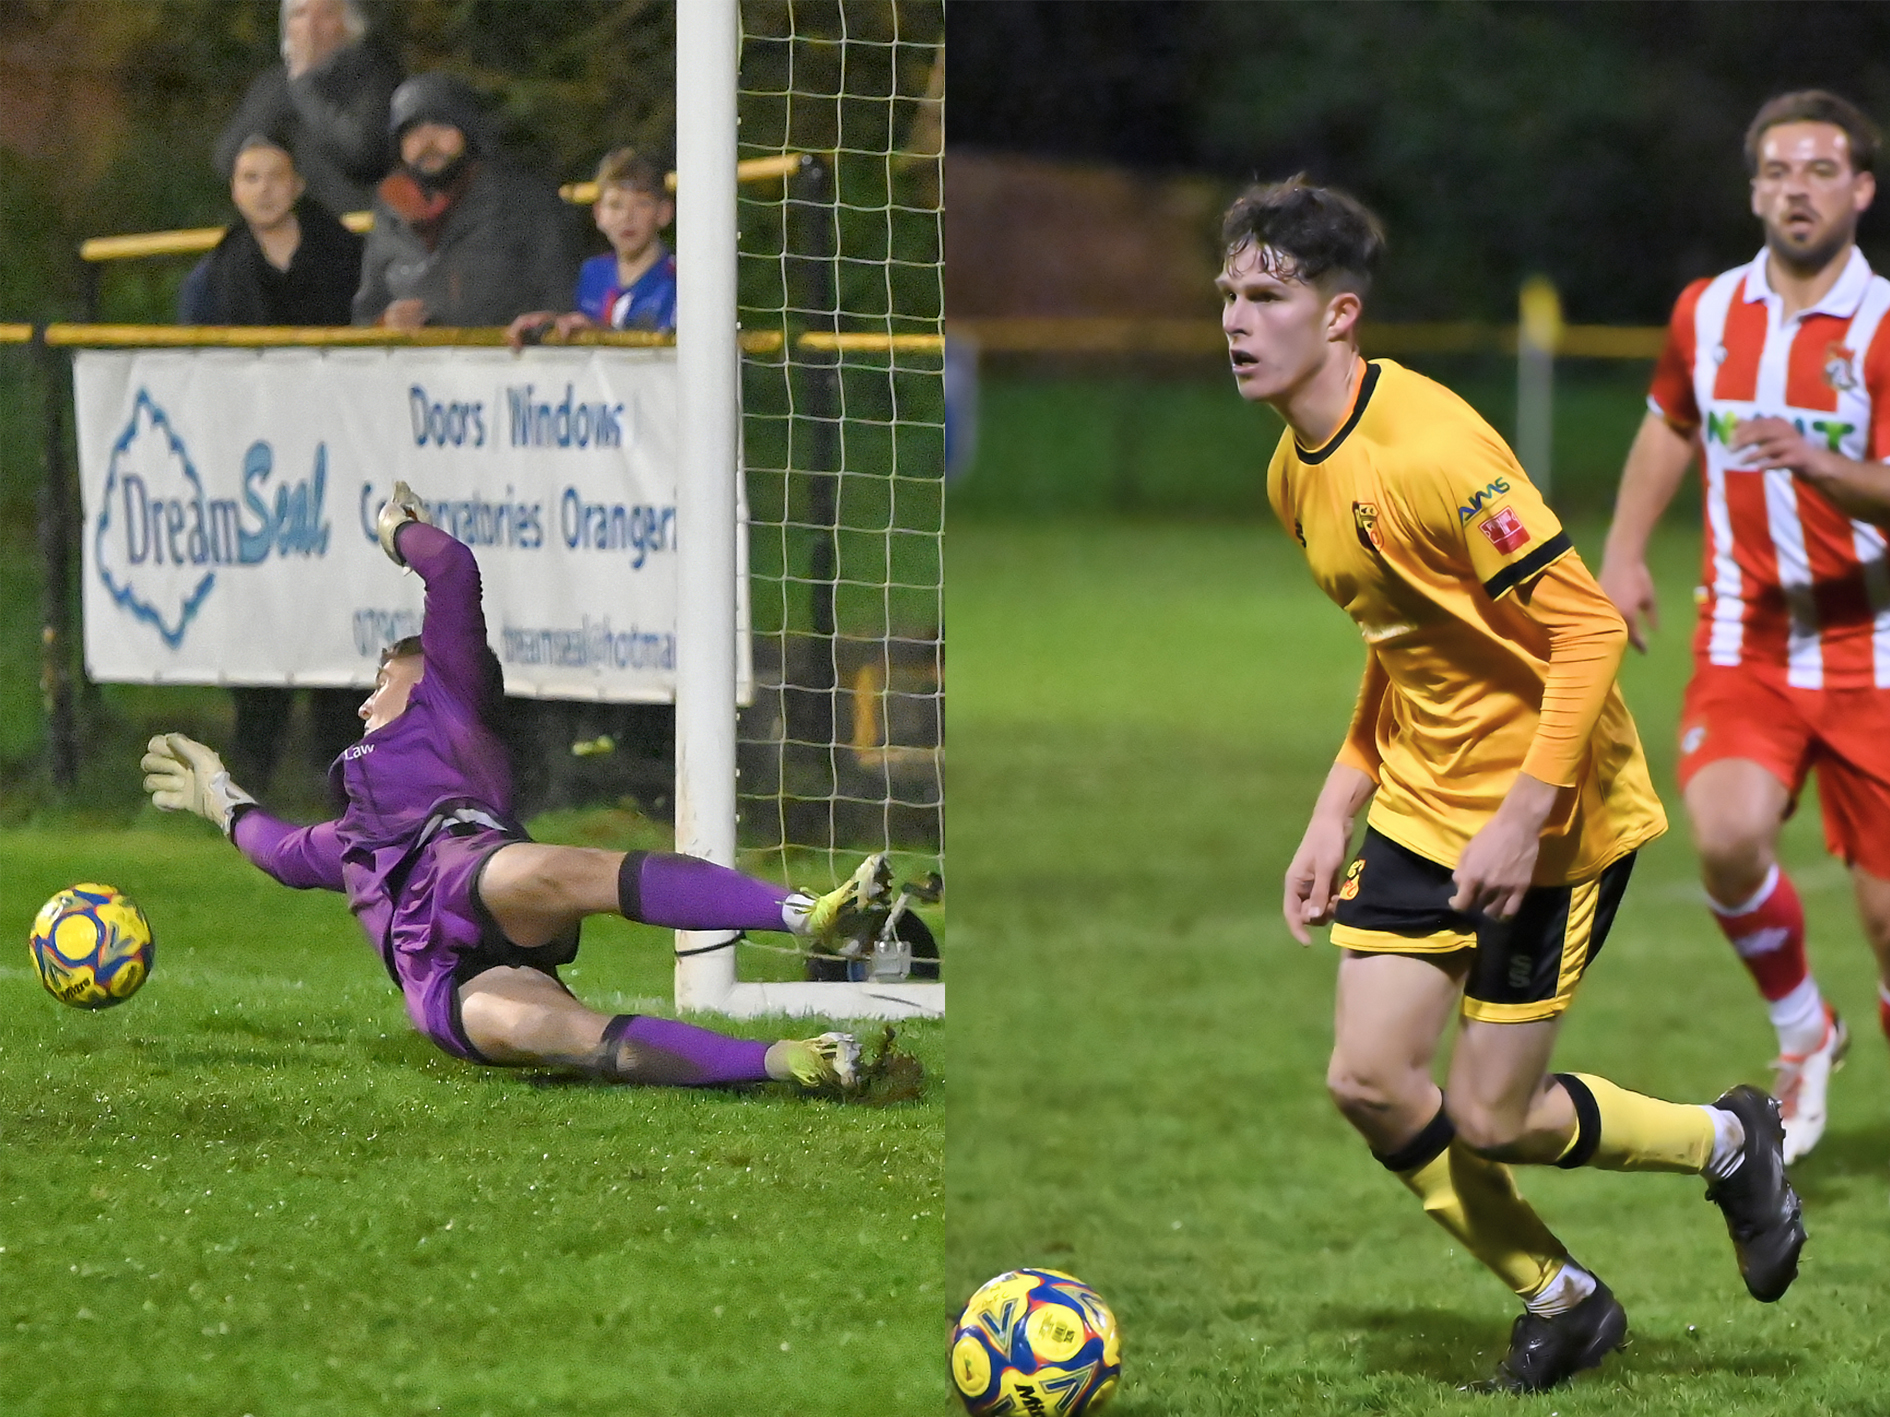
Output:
[29,884,155,1009]
[950,1267,1121,1415]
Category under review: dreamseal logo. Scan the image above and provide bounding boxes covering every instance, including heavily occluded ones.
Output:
[95,389,332,648]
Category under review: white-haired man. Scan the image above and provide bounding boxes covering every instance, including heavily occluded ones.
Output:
[214,0,404,217]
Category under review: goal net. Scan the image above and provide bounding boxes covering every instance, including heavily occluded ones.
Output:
[674,0,944,1019]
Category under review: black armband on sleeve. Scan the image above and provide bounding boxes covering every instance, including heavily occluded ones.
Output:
[1482,531,1573,601]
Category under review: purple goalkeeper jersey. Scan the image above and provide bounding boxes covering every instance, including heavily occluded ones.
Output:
[231,521,519,982]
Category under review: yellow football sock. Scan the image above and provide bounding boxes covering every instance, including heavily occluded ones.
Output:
[1399,1144,1569,1298]
[1381,1108,1567,1299]
[1554,1072,1714,1174]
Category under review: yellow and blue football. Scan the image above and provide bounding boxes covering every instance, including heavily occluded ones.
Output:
[950,1267,1121,1416]
[29,883,155,1009]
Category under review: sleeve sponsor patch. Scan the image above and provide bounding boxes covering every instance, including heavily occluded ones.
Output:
[1476,506,1530,555]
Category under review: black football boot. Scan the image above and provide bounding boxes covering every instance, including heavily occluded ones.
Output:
[1704,1084,1806,1302]
[1464,1279,1629,1394]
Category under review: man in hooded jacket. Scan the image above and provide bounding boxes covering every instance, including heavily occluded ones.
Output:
[352,72,579,329]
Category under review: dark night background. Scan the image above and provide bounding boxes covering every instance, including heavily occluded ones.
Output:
[948,1,1890,323]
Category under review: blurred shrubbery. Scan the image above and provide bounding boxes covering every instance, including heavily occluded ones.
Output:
[951,1,1890,324]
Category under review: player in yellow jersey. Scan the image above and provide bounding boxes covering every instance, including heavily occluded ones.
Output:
[1219,177,1806,1393]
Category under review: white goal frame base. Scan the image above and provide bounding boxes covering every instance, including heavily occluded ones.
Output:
[691,980,944,1022]
[674,929,943,1020]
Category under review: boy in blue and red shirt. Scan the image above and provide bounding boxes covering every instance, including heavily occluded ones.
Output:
[142,484,884,1089]
[508,148,675,347]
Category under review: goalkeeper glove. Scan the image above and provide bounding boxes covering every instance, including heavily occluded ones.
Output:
[376,481,429,566]
[140,733,256,836]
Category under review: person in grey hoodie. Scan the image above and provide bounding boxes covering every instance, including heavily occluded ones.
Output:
[353,72,578,329]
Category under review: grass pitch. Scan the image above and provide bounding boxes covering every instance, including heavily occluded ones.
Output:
[948,515,1890,1415]
[0,814,941,1416]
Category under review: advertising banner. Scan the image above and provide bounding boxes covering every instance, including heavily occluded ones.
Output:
[75,346,746,702]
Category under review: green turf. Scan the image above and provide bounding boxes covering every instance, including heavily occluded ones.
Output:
[947,515,1890,1414]
[0,813,942,1416]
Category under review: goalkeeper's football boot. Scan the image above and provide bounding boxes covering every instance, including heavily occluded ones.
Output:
[800,853,894,952]
[1774,1005,1848,1165]
[1465,1280,1628,1394]
[774,1032,862,1091]
[1704,1084,1805,1302]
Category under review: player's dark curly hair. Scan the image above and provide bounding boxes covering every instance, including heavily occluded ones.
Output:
[1745,90,1880,176]
[1220,175,1386,295]
[381,635,424,664]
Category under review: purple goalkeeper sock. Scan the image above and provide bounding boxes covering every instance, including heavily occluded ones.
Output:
[619,851,795,932]
[600,1014,772,1086]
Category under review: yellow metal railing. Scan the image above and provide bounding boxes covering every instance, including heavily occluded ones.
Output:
[19,324,943,356]
[6,316,1659,361]
[799,331,947,354]
[561,152,805,206]
[4,316,1659,361]
[39,324,673,348]
[78,153,812,265]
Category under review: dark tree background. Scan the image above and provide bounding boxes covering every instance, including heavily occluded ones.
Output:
[948,0,1890,323]
[1,0,680,326]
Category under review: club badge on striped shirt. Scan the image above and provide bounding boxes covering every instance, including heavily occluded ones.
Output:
[1825,341,1859,393]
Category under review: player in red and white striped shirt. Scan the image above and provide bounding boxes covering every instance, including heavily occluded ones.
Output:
[1601,90,1890,1164]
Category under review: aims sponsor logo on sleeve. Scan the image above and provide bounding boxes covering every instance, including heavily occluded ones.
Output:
[1477,506,1531,555]
[1457,476,1512,523]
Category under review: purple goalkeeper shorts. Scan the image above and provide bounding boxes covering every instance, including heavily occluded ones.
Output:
[387,826,580,1063]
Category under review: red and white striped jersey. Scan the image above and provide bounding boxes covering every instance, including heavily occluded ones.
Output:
[1649,247,1890,689]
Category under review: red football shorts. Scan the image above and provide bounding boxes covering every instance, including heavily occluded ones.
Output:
[1677,664,1890,878]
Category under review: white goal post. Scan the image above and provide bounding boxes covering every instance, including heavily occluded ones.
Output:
[673,0,943,1021]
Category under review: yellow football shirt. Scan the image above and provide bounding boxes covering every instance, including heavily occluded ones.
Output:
[1267,358,1666,885]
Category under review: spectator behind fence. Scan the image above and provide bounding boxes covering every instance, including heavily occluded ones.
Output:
[179,133,362,325]
[213,0,402,219]
[506,148,677,348]
[354,72,579,329]
[176,132,365,793]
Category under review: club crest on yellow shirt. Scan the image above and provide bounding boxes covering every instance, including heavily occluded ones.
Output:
[1352,501,1383,552]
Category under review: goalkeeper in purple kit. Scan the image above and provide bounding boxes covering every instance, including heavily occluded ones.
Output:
[142,483,885,1089]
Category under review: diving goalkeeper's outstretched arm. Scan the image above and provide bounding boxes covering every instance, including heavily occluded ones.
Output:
[377,483,503,718]
[141,732,345,892]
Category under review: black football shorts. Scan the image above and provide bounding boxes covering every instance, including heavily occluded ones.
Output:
[1329,826,1635,1023]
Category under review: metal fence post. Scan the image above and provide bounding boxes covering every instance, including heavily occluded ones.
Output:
[1516,275,1561,497]
[33,329,78,790]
